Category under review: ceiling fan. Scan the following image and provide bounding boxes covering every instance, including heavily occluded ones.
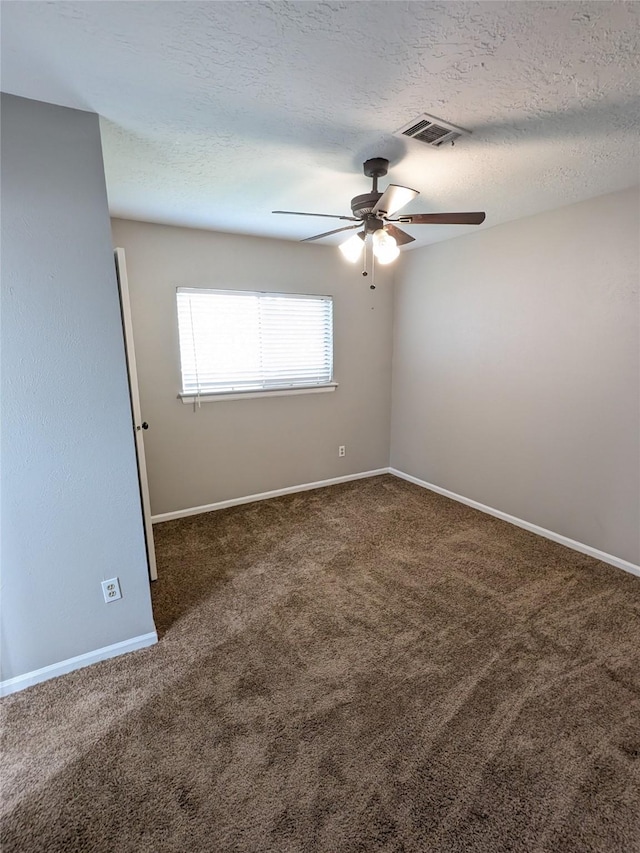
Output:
[273,157,486,267]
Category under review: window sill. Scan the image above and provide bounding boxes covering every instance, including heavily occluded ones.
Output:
[179,383,338,404]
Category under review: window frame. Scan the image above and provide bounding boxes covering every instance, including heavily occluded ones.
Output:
[176,287,338,403]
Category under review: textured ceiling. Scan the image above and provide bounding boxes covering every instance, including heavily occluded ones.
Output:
[2,1,639,248]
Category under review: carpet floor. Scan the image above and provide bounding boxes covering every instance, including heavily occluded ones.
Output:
[2,474,640,852]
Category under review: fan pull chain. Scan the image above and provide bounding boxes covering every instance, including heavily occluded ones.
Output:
[360,236,375,288]
[361,235,368,279]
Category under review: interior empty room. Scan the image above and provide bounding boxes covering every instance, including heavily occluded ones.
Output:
[1,2,639,851]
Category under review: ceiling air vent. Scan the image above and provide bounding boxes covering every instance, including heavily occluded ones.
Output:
[395,113,470,148]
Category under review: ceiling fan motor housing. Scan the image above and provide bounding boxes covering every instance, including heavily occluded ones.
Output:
[350,192,382,219]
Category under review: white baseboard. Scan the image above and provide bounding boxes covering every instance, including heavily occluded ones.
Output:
[0,631,158,698]
[5,472,634,698]
[150,465,639,577]
[390,468,640,579]
[151,469,390,523]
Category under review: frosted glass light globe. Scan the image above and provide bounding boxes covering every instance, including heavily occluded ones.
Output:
[372,229,399,264]
[339,233,365,263]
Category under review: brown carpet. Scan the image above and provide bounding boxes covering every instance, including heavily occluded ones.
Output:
[2,474,640,852]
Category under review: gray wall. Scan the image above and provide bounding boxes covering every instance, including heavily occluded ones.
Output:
[391,187,640,565]
[110,219,394,516]
[1,95,156,682]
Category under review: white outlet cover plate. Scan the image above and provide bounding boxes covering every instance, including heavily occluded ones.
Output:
[101,577,122,603]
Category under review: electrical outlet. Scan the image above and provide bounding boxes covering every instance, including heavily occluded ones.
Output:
[338,445,346,457]
[101,577,122,603]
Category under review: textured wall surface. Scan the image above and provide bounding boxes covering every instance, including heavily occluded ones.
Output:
[111,219,394,516]
[2,2,638,246]
[1,95,156,682]
[391,187,640,564]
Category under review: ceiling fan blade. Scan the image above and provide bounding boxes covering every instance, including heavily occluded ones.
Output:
[372,184,419,216]
[273,210,359,221]
[391,212,486,225]
[301,224,362,243]
[384,224,415,246]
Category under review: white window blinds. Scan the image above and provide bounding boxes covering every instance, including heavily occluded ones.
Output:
[177,288,334,396]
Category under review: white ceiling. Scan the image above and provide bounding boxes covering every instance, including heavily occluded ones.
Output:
[2,1,639,249]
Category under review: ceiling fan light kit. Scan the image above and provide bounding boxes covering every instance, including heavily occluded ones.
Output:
[338,227,399,266]
[273,157,485,274]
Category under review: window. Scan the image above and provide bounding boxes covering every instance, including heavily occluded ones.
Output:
[177,288,335,401]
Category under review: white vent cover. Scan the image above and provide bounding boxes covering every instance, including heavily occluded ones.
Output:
[394,113,470,147]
